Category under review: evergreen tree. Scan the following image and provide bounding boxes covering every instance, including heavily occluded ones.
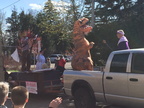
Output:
[94,0,135,23]
[83,3,92,20]
[37,0,70,54]
[6,7,19,46]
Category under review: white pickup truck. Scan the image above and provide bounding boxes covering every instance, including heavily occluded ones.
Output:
[64,49,144,108]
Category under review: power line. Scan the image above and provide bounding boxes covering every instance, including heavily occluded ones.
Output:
[0,0,20,11]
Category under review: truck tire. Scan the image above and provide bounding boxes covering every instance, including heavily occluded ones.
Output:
[74,88,96,108]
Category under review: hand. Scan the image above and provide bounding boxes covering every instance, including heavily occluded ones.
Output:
[49,97,62,108]
[103,40,107,44]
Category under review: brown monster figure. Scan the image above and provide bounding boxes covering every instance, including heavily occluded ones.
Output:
[71,18,94,70]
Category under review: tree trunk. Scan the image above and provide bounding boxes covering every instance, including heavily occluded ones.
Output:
[0,33,4,81]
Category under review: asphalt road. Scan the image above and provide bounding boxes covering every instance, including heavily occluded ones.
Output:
[5,93,128,108]
[5,93,75,108]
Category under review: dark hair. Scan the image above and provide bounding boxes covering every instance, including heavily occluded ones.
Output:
[40,50,43,53]
[0,82,9,105]
[11,86,29,105]
[60,55,63,58]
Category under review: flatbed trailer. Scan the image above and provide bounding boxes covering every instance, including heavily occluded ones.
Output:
[9,69,63,94]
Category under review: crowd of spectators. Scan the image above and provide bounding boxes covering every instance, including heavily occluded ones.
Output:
[0,82,62,108]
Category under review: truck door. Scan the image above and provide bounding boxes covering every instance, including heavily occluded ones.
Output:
[128,53,144,103]
[104,53,129,104]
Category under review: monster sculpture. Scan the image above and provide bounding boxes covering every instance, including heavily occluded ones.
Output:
[71,18,94,70]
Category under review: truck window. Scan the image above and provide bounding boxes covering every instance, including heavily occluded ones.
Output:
[131,53,144,74]
[110,53,129,72]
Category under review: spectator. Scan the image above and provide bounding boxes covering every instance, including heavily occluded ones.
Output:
[42,63,49,69]
[0,82,9,108]
[47,58,51,68]
[36,50,46,70]
[117,30,130,50]
[54,56,60,69]
[11,86,29,108]
[56,55,66,75]
[3,67,9,81]
[49,97,62,108]
[11,86,62,108]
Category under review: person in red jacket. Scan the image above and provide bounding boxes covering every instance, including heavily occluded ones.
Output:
[56,55,66,75]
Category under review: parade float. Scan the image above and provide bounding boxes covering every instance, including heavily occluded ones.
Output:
[9,30,63,94]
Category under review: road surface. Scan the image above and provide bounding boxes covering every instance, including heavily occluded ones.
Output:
[5,93,127,108]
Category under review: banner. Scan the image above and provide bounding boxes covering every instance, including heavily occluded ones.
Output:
[26,81,38,94]
[11,48,20,62]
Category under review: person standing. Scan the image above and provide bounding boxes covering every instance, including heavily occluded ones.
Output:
[36,50,46,70]
[20,32,31,71]
[54,56,60,69]
[117,30,130,50]
[56,55,66,75]
[46,58,51,68]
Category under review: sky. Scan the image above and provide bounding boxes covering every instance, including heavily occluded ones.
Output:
[0,0,70,18]
[0,0,70,30]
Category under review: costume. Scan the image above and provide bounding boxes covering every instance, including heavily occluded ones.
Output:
[71,18,94,70]
[36,54,46,70]
[117,36,130,50]
[21,37,31,71]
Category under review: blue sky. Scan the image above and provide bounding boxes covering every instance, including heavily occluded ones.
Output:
[0,0,69,18]
[0,0,70,30]
[0,0,44,17]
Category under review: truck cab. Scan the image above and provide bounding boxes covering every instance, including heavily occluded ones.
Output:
[104,49,144,106]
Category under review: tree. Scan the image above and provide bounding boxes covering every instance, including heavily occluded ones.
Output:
[93,0,135,24]
[0,11,5,35]
[6,8,38,52]
[0,11,5,81]
[19,10,38,34]
[36,0,62,54]
[37,0,73,55]
[6,7,19,47]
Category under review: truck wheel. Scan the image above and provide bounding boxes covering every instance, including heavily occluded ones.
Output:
[74,88,96,108]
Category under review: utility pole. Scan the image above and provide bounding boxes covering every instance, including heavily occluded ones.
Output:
[91,0,95,27]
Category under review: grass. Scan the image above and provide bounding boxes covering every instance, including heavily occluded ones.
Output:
[7,70,19,73]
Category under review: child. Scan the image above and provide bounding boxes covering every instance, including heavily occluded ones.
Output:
[47,58,51,68]
[11,86,62,108]
[11,86,29,108]
[0,82,9,108]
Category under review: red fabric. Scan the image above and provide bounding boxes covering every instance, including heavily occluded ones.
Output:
[58,59,66,67]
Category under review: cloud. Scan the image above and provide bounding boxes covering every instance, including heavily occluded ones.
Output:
[51,1,70,7]
[6,23,11,26]
[29,1,70,12]
[51,1,70,12]
[29,4,43,10]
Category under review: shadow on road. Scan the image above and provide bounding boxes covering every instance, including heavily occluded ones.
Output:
[5,93,129,108]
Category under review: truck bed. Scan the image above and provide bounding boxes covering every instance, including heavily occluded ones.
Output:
[64,70,106,102]
[10,69,63,94]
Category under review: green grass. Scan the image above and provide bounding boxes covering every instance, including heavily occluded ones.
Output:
[7,70,19,73]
